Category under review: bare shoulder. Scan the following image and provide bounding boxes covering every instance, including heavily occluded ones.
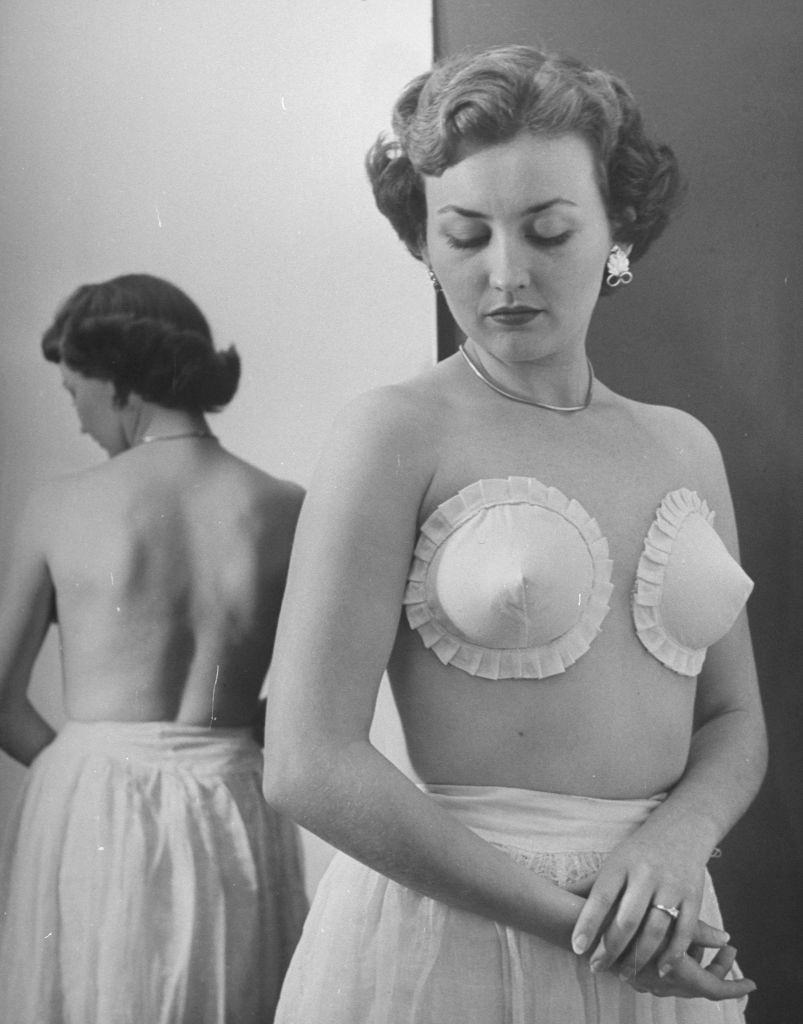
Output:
[3,468,110,576]
[323,365,447,478]
[293,368,449,551]
[610,393,741,538]
[263,474,305,519]
[8,482,54,557]
[617,395,725,473]
[339,371,443,439]
[240,461,305,516]
[26,465,105,533]
[214,451,305,537]
[253,475,305,546]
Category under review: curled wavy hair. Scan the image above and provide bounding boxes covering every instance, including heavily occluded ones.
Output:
[366,45,683,294]
[42,274,240,412]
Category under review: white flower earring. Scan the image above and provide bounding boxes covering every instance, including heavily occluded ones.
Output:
[426,267,441,292]
[605,244,633,287]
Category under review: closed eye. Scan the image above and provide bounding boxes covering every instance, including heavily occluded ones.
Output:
[445,234,488,250]
[527,230,572,248]
[445,230,573,251]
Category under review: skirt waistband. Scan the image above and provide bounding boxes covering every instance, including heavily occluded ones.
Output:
[421,783,665,853]
[52,720,262,774]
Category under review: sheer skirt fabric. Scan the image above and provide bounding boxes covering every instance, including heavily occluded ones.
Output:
[0,720,308,1024]
[275,785,746,1024]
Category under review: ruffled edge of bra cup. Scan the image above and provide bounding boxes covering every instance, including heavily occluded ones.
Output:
[632,488,712,676]
[403,477,613,680]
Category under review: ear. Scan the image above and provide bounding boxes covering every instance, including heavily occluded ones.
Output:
[111,385,138,412]
[612,206,636,256]
[121,389,144,411]
[96,379,121,408]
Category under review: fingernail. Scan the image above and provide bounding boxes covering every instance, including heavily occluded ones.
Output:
[658,963,671,978]
[589,959,603,974]
[572,935,588,955]
[619,967,634,981]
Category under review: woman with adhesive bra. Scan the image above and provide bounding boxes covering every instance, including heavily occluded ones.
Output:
[263,45,767,1022]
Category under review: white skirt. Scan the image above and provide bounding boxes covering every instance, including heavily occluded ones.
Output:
[0,720,308,1024]
[275,784,746,1024]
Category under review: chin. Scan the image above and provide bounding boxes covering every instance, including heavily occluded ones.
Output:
[477,332,554,362]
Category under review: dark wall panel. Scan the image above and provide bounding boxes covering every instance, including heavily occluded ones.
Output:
[434,2,803,1020]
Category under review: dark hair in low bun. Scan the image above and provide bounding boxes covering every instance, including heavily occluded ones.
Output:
[42,273,240,411]
[366,45,684,294]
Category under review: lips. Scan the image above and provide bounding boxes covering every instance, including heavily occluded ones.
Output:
[486,306,541,326]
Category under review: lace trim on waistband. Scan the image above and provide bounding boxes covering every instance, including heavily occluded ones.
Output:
[495,844,604,889]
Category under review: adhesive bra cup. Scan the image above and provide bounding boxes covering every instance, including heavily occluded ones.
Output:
[403,477,753,681]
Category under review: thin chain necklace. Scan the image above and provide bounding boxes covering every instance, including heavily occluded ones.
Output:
[459,343,594,412]
[138,429,216,444]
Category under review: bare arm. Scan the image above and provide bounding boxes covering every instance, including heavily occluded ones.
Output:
[0,492,58,764]
[572,422,767,984]
[263,390,587,947]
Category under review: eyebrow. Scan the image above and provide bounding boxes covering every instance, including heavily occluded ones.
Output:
[435,199,577,217]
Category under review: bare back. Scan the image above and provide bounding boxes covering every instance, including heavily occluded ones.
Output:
[44,439,303,726]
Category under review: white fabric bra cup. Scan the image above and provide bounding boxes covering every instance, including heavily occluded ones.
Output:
[403,477,613,680]
[632,488,754,675]
[426,504,594,649]
[661,513,751,648]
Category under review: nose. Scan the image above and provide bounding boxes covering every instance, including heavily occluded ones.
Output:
[488,235,531,292]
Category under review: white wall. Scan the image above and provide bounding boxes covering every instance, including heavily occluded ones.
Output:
[0,0,433,895]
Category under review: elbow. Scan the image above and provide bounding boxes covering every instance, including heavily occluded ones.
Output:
[746,697,769,779]
[261,699,307,811]
[262,750,301,814]
[263,728,368,826]
[752,720,770,786]
[262,735,323,817]
[733,706,769,799]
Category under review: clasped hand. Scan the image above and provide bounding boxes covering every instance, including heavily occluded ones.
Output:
[567,836,755,1001]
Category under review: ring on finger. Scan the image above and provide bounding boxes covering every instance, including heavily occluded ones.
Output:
[651,902,680,920]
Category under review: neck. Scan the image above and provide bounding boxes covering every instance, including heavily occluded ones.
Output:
[128,406,212,448]
[460,340,594,412]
